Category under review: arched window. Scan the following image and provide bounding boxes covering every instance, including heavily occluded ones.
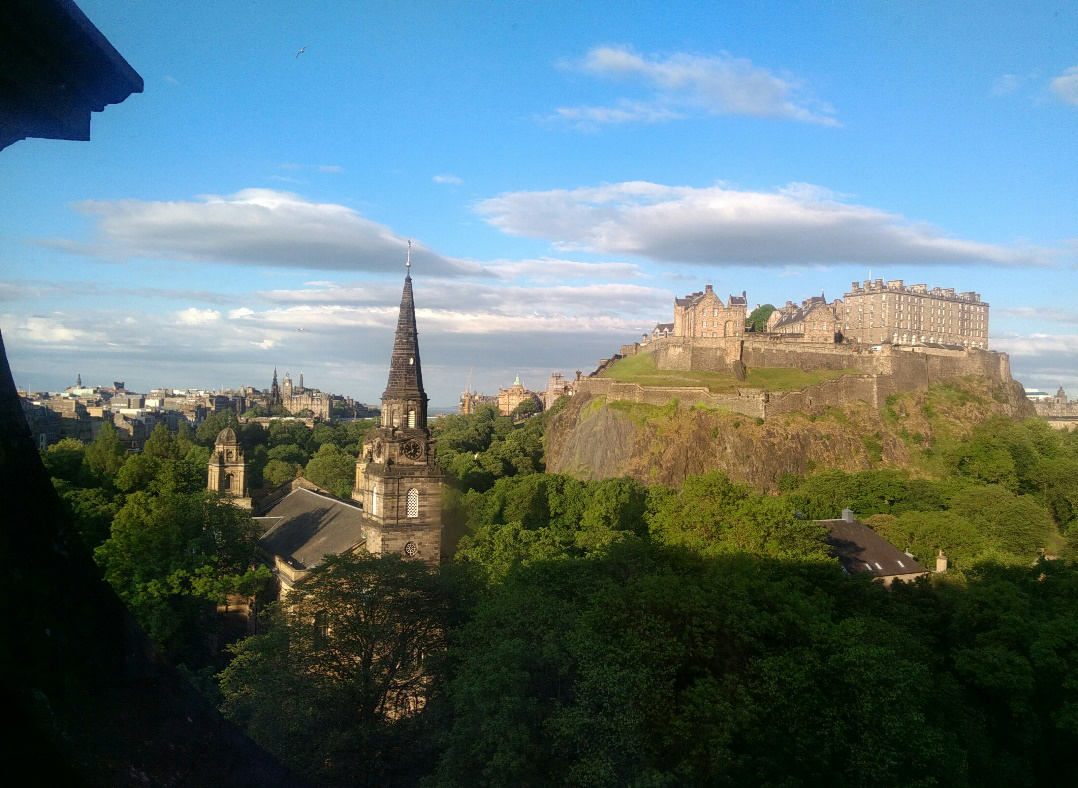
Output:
[371,485,378,516]
[407,488,419,518]
[223,473,232,491]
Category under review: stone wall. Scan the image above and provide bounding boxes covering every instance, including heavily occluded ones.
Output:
[575,377,767,418]
[588,340,1022,420]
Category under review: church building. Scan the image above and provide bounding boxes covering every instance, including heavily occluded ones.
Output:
[212,257,443,595]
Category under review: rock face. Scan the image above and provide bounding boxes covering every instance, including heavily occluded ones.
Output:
[547,376,1035,492]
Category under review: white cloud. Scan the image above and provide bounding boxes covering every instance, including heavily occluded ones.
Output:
[318,165,343,173]
[996,306,1078,324]
[476,180,1053,267]
[553,46,837,128]
[175,308,222,325]
[228,307,255,319]
[3,314,99,345]
[433,173,463,185]
[1049,65,1078,106]
[486,257,645,282]
[47,189,481,276]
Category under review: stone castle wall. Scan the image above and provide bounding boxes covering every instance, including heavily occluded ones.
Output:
[575,377,767,418]
[587,338,1017,420]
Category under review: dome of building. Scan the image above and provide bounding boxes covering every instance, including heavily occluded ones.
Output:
[215,426,239,445]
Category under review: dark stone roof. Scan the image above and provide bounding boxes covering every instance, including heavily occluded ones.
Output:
[257,487,365,570]
[817,516,928,579]
[653,322,674,333]
[729,291,747,306]
[382,273,427,407]
[216,426,238,445]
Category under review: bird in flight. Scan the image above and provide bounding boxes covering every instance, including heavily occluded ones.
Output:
[296,45,307,58]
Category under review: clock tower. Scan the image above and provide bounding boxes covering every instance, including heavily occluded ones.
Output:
[353,251,442,562]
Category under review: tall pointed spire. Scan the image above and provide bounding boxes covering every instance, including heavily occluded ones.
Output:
[381,243,428,427]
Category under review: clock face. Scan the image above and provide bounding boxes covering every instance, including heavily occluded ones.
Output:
[402,439,422,460]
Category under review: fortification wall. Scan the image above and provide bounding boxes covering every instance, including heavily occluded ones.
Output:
[589,341,1019,420]
[741,338,882,373]
[652,336,740,373]
[575,377,767,418]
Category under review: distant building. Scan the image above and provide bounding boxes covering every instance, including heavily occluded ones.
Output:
[816,509,928,586]
[498,375,541,416]
[459,391,496,415]
[842,279,988,348]
[541,372,574,411]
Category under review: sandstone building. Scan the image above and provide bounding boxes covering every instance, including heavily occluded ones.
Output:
[841,279,989,348]
[673,285,747,339]
[498,375,540,416]
[767,295,843,343]
[207,427,251,509]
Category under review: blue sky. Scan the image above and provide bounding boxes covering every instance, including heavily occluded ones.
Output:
[2,0,1076,406]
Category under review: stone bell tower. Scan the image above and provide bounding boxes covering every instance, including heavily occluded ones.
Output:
[207,427,251,509]
[354,247,442,562]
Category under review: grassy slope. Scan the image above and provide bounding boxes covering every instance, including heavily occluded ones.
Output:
[600,351,859,393]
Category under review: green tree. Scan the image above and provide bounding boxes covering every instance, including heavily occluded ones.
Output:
[304,444,355,498]
[219,553,460,786]
[511,397,540,419]
[143,422,178,459]
[195,409,239,445]
[746,303,776,332]
[41,437,87,483]
[84,419,126,480]
[263,458,298,487]
[95,490,267,664]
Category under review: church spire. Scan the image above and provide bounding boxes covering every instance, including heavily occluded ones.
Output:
[380,243,427,428]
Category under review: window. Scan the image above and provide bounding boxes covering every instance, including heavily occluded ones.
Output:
[372,485,378,516]
[408,409,416,428]
[222,473,232,491]
[407,488,419,517]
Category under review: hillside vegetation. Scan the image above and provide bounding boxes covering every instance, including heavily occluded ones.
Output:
[600,350,858,391]
[549,376,1035,492]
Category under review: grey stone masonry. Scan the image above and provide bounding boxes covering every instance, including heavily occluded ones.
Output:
[380,273,429,430]
[356,268,443,563]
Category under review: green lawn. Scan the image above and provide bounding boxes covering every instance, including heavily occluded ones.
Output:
[600,352,859,393]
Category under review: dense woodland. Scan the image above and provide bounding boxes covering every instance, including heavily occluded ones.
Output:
[42,394,1078,786]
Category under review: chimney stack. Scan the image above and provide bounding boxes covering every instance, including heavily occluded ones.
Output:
[841,508,854,522]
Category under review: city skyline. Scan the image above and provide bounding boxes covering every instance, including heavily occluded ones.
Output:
[2,1,1076,405]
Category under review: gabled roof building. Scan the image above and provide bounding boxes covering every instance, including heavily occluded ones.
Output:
[816,509,929,586]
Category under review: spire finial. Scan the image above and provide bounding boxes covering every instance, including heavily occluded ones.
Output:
[406,239,412,271]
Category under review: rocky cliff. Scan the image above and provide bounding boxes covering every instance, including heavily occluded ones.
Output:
[546,375,1035,492]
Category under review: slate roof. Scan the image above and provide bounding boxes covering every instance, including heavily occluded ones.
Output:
[770,297,829,331]
[653,322,674,334]
[817,515,928,579]
[728,291,747,306]
[256,487,365,570]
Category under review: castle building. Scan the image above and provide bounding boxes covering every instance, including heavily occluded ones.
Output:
[672,285,747,339]
[841,279,988,348]
[767,295,842,343]
[352,264,443,563]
